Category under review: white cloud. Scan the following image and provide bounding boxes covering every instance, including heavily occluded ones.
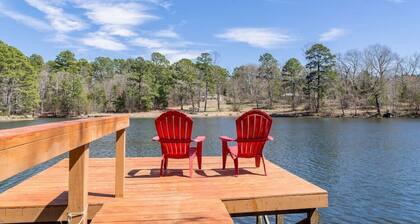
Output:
[49,33,71,43]
[131,37,165,49]
[131,37,202,62]
[319,28,348,42]
[164,50,202,62]
[82,33,127,51]
[0,7,50,31]
[131,37,198,49]
[154,28,179,39]
[100,25,136,37]
[73,1,166,51]
[16,0,202,55]
[216,27,294,48]
[73,0,159,41]
[76,1,158,27]
[25,0,85,33]
[153,48,202,62]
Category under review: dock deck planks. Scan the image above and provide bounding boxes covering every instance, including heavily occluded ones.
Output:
[92,198,233,224]
[0,157,328,223]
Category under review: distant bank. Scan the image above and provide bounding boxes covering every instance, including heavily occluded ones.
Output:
[86,109,420,119]
[2,109,419,121]
[0,115,35,121]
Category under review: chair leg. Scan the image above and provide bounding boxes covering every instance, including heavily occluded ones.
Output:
[255,156,261,167]
[189,156,194,178]
[222,152,227,170]
[261,156,267,176]
[197,154,202,170]
[164,156,168,170]
[197,144,202,170]
[233,158,239,176]
[222,141,228,169]
[160,157,165,177]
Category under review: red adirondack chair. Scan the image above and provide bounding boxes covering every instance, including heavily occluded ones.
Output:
[152,110,205,178]
[219,109,273,176]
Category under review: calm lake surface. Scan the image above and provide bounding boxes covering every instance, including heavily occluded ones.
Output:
[1,118,420,223]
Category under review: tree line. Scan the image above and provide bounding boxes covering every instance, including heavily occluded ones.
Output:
[1,40,420,117]
[230,44,420,117]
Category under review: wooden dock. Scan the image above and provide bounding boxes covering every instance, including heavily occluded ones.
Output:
[0,157,327,223]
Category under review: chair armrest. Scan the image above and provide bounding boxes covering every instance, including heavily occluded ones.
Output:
[219,136,236,142]
[193,136,206,143]
[267,135,274,141]
[152,136,160,141]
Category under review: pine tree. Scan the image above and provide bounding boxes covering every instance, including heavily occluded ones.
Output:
[305,44,336,113]
[0,41,39,115]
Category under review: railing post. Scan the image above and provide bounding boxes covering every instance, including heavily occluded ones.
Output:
[68,144,89,224]
[115,129,126,198]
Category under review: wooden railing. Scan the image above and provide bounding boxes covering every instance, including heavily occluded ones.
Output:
[0,115,129,224]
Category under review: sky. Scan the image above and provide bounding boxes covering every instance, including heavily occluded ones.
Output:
[1,0,420,70]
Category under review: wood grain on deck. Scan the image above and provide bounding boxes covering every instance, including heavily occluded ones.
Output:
[0,157,328,223]
[92,198,233,224]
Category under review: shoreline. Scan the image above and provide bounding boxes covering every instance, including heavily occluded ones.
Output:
[2,110,420,121]
[88,110,420,119]
[0,115,35,122]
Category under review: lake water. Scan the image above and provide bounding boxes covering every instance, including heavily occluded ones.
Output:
[1,118,420,223]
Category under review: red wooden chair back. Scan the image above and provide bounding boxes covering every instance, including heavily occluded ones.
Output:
[155,110,193,158]
[235,109,272,157]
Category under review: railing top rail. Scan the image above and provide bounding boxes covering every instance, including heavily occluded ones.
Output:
[0,115,129,151]
[0,115,130,181]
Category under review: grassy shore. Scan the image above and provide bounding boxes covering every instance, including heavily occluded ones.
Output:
[88,101,420,119]
[0,115,34,121]
[4,109,419,121]
[4,99,420,121]
[117,99,420,118]
[88,109,417,119]
[89,111,242,118]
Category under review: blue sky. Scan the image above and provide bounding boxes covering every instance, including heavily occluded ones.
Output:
[1,0,419,70]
